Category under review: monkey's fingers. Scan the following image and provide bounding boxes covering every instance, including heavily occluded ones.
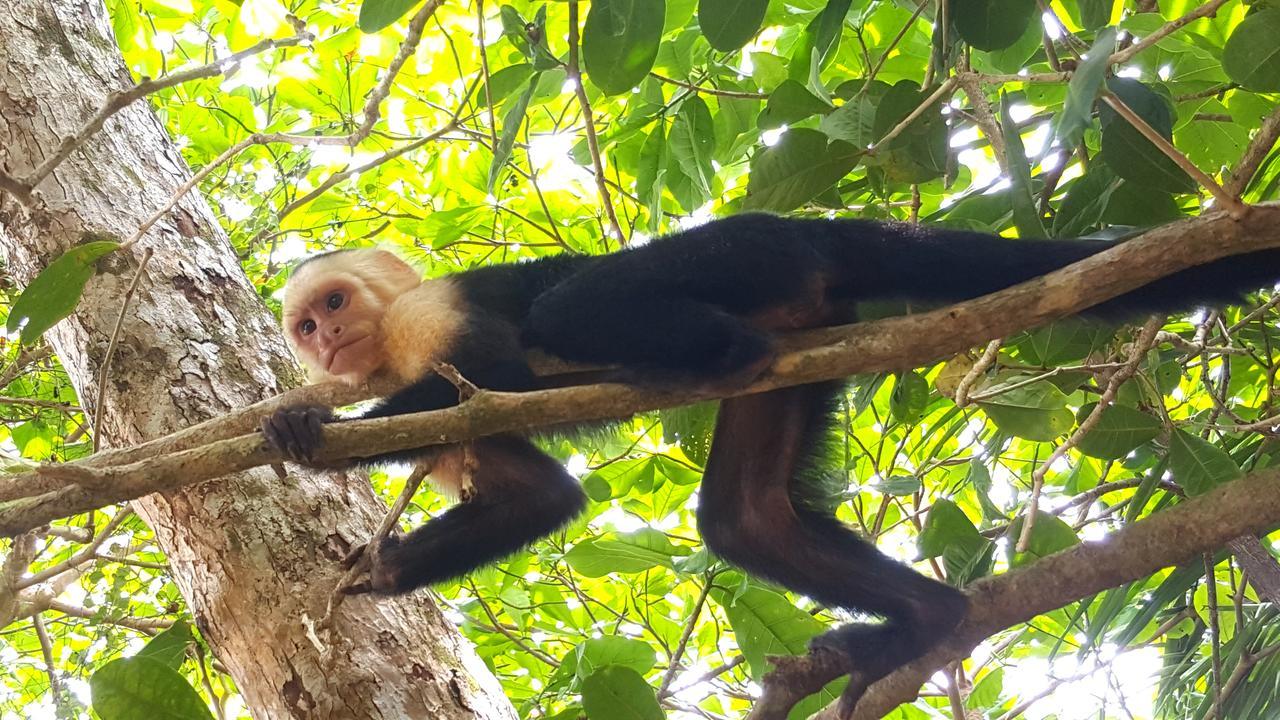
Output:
[341,542,370,570]
[341,580,373,595]
[261,415,305,463]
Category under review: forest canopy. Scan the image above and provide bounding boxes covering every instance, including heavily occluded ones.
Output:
[3,0,1280,719]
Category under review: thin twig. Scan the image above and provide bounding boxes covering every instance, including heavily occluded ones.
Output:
[649,72,767,100]
[1205,553,1223,720]
[24,33,309,190]
[1100,92,1245,217]
[1110,0,1232,65]
[659,579,712,697]
[32,613,71,718]
[92,249,153,452]
[953,340,1001,407]
[318,462,431,627]
[476,0,499,153]
[277,117,464,220]
[1226,104,1280,197]
[868,77,958,155]
[1016,317,1162,552]
[16,508,133,590]
[566,0,626,245]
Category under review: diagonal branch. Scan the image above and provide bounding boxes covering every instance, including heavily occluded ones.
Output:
[21,33,309,191]
[755,467,1280,720]
[2,204,1280,535]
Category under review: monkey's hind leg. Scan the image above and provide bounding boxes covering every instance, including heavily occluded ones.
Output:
[696,384,968,715]
[362,436,587,594]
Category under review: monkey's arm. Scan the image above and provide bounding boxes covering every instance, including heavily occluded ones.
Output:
[263,310,537,466]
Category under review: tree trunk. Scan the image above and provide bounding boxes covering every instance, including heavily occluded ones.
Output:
[0,3,516,719]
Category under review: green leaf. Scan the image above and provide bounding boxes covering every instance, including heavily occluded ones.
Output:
[583,0,666,95]
[91,656,214,720]
[358,0,422,33]
[743,128,861,211]
[1102,181,1182,226]
[1053,27,1116,148]
[488,75,538,192]
[1007,511,1079,567]
[669,96,717,203]
[136,620,194,670]
[698,0,767,51]
[1078,0,1113,30]
[1169,429,1242,496]
[564,529,690,577]
[953,0,1038,51]
[581,666,663,720]
[818,93,877,147]
[977,383,1074,442]
[758,80,831,130]
[573,637,657,680]
[889,370,930,424]
[867,80,947,184]
[787,0,853,79]
[1100,120,1196,193]
[710,581,827,679]
[481,63,536,105]
[874,474,923,496]
[1052,165,1120,237]
[999,92,1046,239]
[9,241,120,344]
[918,498,984,560]
[1075,404,1161,460]
[1223,9,1280,92]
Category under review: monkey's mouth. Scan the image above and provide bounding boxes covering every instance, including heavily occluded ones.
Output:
[322,335,375,375]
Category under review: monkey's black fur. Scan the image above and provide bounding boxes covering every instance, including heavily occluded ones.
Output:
[265,213,1280,705]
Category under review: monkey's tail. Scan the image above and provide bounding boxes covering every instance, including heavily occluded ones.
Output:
[816,219,1280,318]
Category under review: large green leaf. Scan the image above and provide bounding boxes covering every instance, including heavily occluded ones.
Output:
[889,370,930,424]
[488,75,539,191]
[743,128,861,211]
[953,0,1038,51]
[564,529,690,577]
[1169,429,1242,496]
[583,0,666,95]
[572,637,657,680]
[710,581,826,679]
[1223,9,1280,92]
[358,0,422,32]
[136,620,194,670]
[669,96,717,202]
[581,666,663,720]
[1053,165,1121,238]
[977,384,1074,442]
[698,0,767,51]
[1101,120,1195,194]
[91,656,214,720]
[1075,404,1161,460]
[758,79,831,130]
[9,240,120,345]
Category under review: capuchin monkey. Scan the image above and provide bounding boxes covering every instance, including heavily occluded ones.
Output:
[263,213,1280,707]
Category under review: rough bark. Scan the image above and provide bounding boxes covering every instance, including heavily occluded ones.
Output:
[0,3,516,719]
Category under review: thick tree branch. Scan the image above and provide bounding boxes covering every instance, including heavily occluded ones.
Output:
[2,204,1279,535]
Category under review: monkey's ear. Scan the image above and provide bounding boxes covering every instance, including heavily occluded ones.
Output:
[363,249,422,292]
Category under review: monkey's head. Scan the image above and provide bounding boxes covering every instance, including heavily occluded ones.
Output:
[282,249,421,384]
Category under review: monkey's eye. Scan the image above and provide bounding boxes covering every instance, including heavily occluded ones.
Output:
[300,319,317,336]
[326,292,344,311]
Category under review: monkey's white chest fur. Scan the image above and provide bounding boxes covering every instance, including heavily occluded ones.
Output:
[381,279,467,384]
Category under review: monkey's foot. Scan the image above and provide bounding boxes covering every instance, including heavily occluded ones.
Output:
[262,405,335,464]
[808,625,897,719]
[340,534,405,595]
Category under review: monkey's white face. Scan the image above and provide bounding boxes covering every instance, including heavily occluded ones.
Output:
[282,250,421,384]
